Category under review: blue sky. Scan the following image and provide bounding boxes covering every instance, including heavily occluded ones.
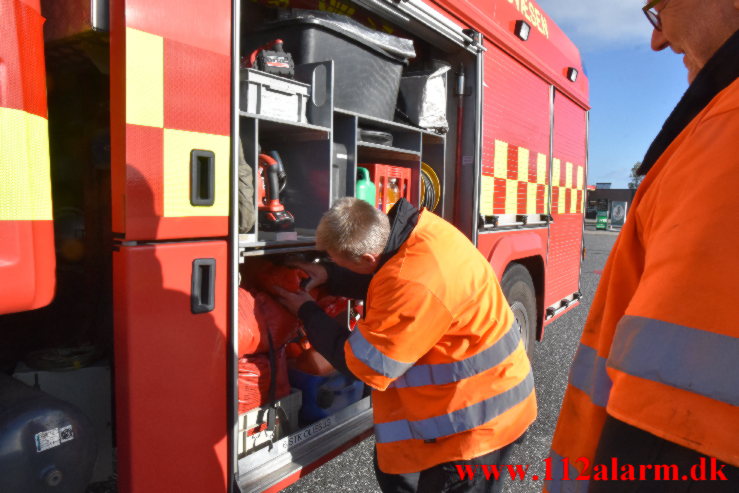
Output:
[537,0,689,188]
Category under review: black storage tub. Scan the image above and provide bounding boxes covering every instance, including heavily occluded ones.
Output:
[247,16,412,121]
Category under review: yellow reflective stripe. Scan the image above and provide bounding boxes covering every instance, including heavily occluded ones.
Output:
[163,128,229,217]
[0,107,52,221]
[527,182,537,214]
[126,27,164,128]
[536,152,547,184]
[565,161,573,189]
[570,184,577,213]
[517,147,529,181]
[485,139,584,215]
[480,175,494,215]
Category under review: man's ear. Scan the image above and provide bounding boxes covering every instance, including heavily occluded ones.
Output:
[359,253,380,265]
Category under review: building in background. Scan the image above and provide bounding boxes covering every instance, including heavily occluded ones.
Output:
[586,185,636,219]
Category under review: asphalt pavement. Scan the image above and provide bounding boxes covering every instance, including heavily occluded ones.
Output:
[284,226,619,492]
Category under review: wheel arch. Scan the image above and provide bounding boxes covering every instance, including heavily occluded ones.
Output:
[483,233,546,342]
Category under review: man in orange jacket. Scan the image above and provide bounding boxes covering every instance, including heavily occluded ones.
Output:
[277,197,535,492]
[546,1,739,491]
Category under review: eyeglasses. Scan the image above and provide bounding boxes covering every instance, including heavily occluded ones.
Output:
[643,0,667,31]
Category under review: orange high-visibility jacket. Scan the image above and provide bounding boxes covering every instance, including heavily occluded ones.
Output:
[344,209,536,474]
[546,78,739,491]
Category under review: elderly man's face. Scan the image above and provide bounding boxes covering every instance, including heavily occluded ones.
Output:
[650,0,739,83]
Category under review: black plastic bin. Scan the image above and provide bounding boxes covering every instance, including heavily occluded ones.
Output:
[246,15,413,121]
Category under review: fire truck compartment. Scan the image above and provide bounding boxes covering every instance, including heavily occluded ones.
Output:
[235,1,481,490]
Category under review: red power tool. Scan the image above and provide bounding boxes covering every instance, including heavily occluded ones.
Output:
[257,153,295,232]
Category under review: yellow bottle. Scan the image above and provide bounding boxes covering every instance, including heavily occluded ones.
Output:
[385,178,400,213]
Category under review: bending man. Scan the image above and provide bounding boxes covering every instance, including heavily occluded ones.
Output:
[277,197,535,493]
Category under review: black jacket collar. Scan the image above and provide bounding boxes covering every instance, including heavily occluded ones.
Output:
[377,198,419,271]
[638,30,739,176]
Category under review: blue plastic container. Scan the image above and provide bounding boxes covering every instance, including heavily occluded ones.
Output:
[288,369,364,424]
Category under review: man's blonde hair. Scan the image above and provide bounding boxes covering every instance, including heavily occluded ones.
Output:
[316,197,390,261]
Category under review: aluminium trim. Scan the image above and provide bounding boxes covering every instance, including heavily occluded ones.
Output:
[545,85,555,259]
[237,397,373,492]
[353,0,480,52]
[471,30,484,246]
[229,0,242,490]
[579,110,590,294]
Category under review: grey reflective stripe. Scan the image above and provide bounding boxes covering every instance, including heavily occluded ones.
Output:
[389,321,522,389]
[544,450,590,493]
[568,343,611,407]
[374,370,534,444]
[347,328,414,379]
[609,315,739,406]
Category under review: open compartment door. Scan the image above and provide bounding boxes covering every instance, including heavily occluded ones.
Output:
[0,0,55,315]
[110,0,232,241]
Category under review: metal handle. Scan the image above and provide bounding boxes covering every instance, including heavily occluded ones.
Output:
[190,150,215,206]
[191,258,216,314]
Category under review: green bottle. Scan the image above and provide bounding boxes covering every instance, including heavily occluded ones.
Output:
[356,167,376,206]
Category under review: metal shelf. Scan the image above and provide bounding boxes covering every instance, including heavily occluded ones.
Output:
[335,107,445,137]
[357,141,420,162]
[238,233,317,260]
[239,111,330,140]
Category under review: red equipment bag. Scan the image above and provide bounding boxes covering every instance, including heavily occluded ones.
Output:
[238,348,291,414]
[238,287,301,356]
[245,259,309,295]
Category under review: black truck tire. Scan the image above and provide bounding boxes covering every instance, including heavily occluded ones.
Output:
[501,263,537,361]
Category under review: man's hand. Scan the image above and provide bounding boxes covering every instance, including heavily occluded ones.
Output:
[273,286,315,316]
[290,261,328,292]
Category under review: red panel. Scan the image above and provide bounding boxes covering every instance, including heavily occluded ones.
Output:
[551,187,559,215]
[113,241,228,493]
[0,0,47,117]
[553,93,587,173]
[546,92,586,306]
[482,43,551,219]
[163,38,230,135]
[493,177,507,214]
[426,0,589,107]
[477,229,548,281]
[125,0,231,56]
[120,124,164,238]
[528,154,538,183]
[506,144,518,180]
[0,220,55,314]
[517,181,528,214]
[483,45,550,161]
[545,215,582,306]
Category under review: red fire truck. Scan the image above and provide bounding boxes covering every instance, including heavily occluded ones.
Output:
[0,0,587,491]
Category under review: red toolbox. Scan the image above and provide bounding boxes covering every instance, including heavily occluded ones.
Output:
[361,164,413,213]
